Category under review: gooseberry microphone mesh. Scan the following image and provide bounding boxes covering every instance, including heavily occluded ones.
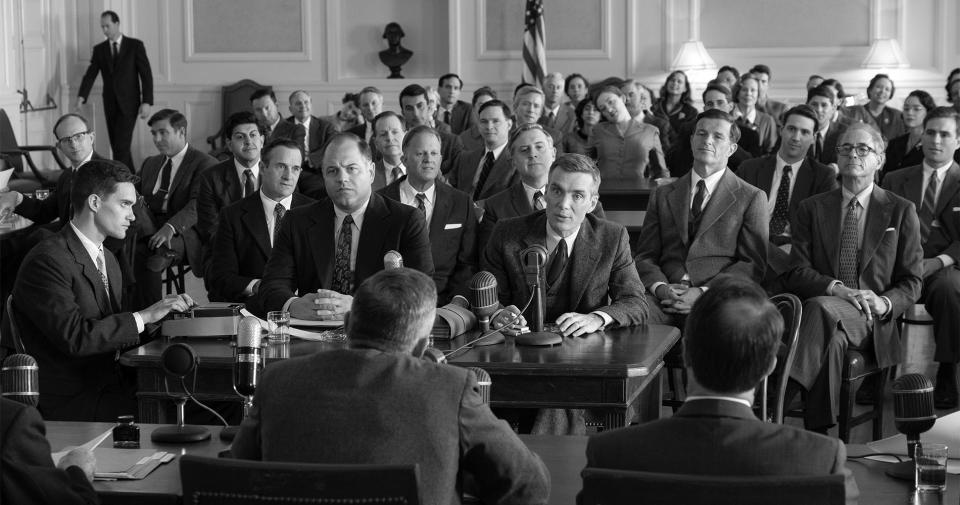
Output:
[1,354,39,407]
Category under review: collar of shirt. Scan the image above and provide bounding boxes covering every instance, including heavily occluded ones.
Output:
[545,105,560,117]
[399,179,436,223]
[768,154,801,204]
[259,190,294,215]
[923,159,953,177]
[384,162,405,184]
[684,395,754,408]
[817,122,831,138]
[334,197,370,235]
[522,181,545,208]
[690,167,726,203]
[152,143,190,200]
[296,116,311,128]
[489,142,507,161]
[234,158,260,184]
[841,182,874,212]
[69,222,103,266]
[545,221,579,257]
[440,102,455,114]
[109,34,123,48]
[73,151,95,170]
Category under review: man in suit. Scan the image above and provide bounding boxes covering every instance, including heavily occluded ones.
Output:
[370,111,407,191]
[751,64,788,125]
[621,79,673,155]
[785,123,923,431]
[250,88,305,149]
[232,268,549,505]
[379,126,477,304]
[882,107,960,408]
[207,139,314,315]
[259,133,433,321]
[668,83,757,175]
[196,111,264,244]
[286,90,337,167]
[133,109,217,306]
[77,10,152,171]
[807,84,847,169]
[582,275,858,505]
[320,92,363,133]
[347,86,383,147]
[11,160,193,421]
[399,84,463,175]
[539,73,576,134]
[448,100,517,201]
[1,398,99,505]
[458,87,498,153]
[635,109,768,324]
[514,85,564,151]
[737,105,838,287]
[436,73,474,135]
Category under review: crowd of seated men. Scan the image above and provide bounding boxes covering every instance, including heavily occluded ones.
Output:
[3,50,960,504]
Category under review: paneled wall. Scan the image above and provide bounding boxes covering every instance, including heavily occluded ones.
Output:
[3,0,958,170]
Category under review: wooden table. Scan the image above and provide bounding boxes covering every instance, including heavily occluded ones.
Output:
[120,324,680,429]
[44,422,951,505]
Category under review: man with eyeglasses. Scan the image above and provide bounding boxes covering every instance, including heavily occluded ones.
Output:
[784,123,922,433]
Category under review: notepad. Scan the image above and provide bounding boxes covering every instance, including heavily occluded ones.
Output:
[92,448,174,480]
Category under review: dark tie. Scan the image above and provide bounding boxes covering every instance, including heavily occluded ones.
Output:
[96,251,111,301]
[415,193,426,215]
[148,157,172,214]
[333,215,354,295]
[273,203,286,247]
[815,132,823,160]
[474,151,495,200]
[533,190,545,210]
[243,169,256,197]
[839,198,861,289]
[391,165,403,183]
[919,170,940,242]
[770,165,792,236]
[111,41,118,61]
[689,180,707,240]
[547,239,568,286]
[444,110,451,125]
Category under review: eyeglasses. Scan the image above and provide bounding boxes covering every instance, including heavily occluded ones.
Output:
[57,131,91,145]
[836,144,878,157]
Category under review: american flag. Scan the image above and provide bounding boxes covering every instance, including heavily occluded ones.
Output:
[521,0,546,88]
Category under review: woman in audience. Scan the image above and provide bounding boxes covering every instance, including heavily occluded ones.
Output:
[563,98,601,155]
[716,65,739,90]
[948,72,960,114]
[845,73,906,142]
[882,90,936,179]
[564,73,590,109]
[653,70,698,132]
[732,73,778,154]
[588,86,667,179]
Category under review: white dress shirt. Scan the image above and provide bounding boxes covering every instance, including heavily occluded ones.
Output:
[151,143,189,213]
[399,180,436,226]
[922,160,955,268]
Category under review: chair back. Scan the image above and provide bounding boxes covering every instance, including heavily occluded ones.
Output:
[580,468,845,505]
[5,296,26,355]
[180,455,421,505]
[0,110,23,173]
[763,293,802,423]
[207,80,271,157]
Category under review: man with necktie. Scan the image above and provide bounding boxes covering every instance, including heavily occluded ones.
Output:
[436,73,474,135]
[370,111,408,191]
[448,100,517,201]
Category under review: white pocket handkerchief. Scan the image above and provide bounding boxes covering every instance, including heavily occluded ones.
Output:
[885,227,895,233]
[444,223,462,230]
[953,207,960,212]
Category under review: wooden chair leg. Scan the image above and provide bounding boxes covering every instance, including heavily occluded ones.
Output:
[838,376,862,443]
[871,369,888,441]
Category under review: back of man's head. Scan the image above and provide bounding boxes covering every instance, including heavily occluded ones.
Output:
[347,268,437,354]
[683,275,782,395]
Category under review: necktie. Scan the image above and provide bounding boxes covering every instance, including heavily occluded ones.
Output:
[547,239,568,286]
[148,157,172,214]
[688,180,706,240]
[920,170,940,241]
[273,203,286,247]
[333,215,354,295]
[111,41,118,60]
[96,250,111,301]
[815,132,823,160]
[415,193,426,215]
[243,169,256,197]
[474,151,495,200]
[770,165,792,236]
[533,190,545,210]
[444,110,451,125]
[391,165,403,183]
[839,198,861,289]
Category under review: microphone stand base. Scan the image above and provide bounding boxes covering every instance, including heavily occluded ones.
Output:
[517,331,562,346]
[885,459,916,481]
[219,426,239,441]
[474,331,505,346]
[151,425,211,443]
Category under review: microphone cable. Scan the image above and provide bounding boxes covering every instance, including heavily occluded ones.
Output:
[164,364,229,428]
[443,288,538,361]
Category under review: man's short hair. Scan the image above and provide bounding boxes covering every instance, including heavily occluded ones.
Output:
[399,84,428,104]
[402,125,442,151]
[222,111,261,141]
[342,93,360,106]
[841,122,886,152]
[782,104,820,132]
[478,99,511,119]
[513,85,545,104]
[288,89,309,103]
[249,88,277,104]
[694,109,741,144]
[922,106,960,136]
[71,159,138,214]
[359,86,383,98]
[549,153,600,192]
[868,73,896,99]
[806,84,837,104]
[718,65,740,81]
[101,10,119,23]
[148,109,187,131]
[564,73,589,95]
[472,86,497,106]
[372,110,405,132]
[684,275,782,394]
[702,82,733,103]
[262,138,302,165]
[438,73,463,89]
[749,64,771,78]
[348,268,437,353]
[508,123,554,152]
[543,72,564,85]
[323,132,373,163]
[52,113,91,138]
[821,78,846,100]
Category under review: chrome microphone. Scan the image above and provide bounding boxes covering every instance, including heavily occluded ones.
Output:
[520,245,548,332]
[233,316,263,398]
[384,250,404,270]
[469,271,500,332]
[886,373,937,481]
[468,367,492,404]
[1,354,39,407]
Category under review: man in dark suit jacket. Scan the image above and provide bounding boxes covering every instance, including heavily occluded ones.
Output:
[285,90,337,166]
[10,160,193,421]
[369,111,408,191]
[635,109,768,324]
[379,126,477,304]
[668,83,757,175]
[448,100,517,201]
[436,73,475,135]
[133,109,217,306]
[1,398,99,505]
[208,139,314,315]
[737,105,839,287]
[232,268,549,505]
[260,133,433,321]
[582,276,858,505]
[514,85,564,153]
[785,123,923,431]
[539,73,576,134]
[882,107,960,407]
[250,88,306,150]
[77,10,152,171]
[807,84,847,168]
[399,84,463,174]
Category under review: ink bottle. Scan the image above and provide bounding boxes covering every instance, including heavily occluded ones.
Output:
[113,415,141,448]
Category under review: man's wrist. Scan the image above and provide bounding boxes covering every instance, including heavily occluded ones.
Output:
[164,223,177,236]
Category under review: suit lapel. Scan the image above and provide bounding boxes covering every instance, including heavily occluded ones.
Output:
[904,166,924,208]
[309,200,336,288]
[141,157,161,196]
[224,162,242,201]
[106,250,123,312]
[356,194,388,280]
[65,228,112,315]
[693,170,737,242]
[167,148,195,201]
[819,190,844,277]
[568,218,600,308]
[510,183,534,215]
[241,195,272,257]
[935,163,960,216]
[789,159,814,214]
[430,183,452,240]
[860,187,893,272]
[759,156,776,195]
[666,175,692,246]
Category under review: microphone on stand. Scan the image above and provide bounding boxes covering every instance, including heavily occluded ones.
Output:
[468,271,505,346]
[151,343,212,443]
[221,317,264,441]
[1,354,39,407]
[517,245,562,346]
[886,373,937,480]
[384,250,404,270]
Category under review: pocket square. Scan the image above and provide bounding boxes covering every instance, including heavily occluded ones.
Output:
[884,227,895,233]
[444,223,462,230]
[954,207,960,212]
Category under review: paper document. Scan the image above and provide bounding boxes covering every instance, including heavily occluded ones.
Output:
[0,168,12,190]
[51,428,113,466]
[239,309,342,340]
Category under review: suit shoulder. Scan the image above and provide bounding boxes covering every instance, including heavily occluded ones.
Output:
[585,213,625,235]
[885,164,922,184]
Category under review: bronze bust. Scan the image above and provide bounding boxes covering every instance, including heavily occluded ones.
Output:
[379,22,413,79]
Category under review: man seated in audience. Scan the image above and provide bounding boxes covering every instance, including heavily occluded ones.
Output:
[582,275,858,505]
[379,126,477,304]
[399,84,463,174]
[436,73,474,135]
[514,85,564,151]
[371,111,407,190]
[250,88,304,148]
[11,159,193,421]
[232,268,549,505]
[1,398,100,505]
[539,72,575,133]
[807,84,847,169]
[448,100,517,201]
[882,107,960,408]
[785,123,922,433]
[621,79,673,154]
[737,104,837,288]
[286,89,337,167]
[635,109,768,324]
[949,77,960,115]
[751,64,788,125]
[668,83,757,175]
[321,92,362,132]
[259,133,433,321]
[207,138,313,314]
[458,87,497,152]
[347,86,383,147]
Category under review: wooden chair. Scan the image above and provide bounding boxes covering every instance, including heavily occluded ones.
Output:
[180,455,421,505]
[163,264,191,295]
[5,296,26,354]
[580,468,846,505]
[205,79,271,160]
[757,293,802,423]
[0,109,67,188]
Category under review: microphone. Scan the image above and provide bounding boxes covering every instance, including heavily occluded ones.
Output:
[384,250,404,270]
[468,367,491,404]
[151,343,212,443]
[1,354,39,407]
[886,373,937,480]
[222,317,263,441]
[517,245,562,347]
[468,271,505,346]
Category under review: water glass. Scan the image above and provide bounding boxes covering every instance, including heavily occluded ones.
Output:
[915,443,948,493]
[266,311,290,343]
